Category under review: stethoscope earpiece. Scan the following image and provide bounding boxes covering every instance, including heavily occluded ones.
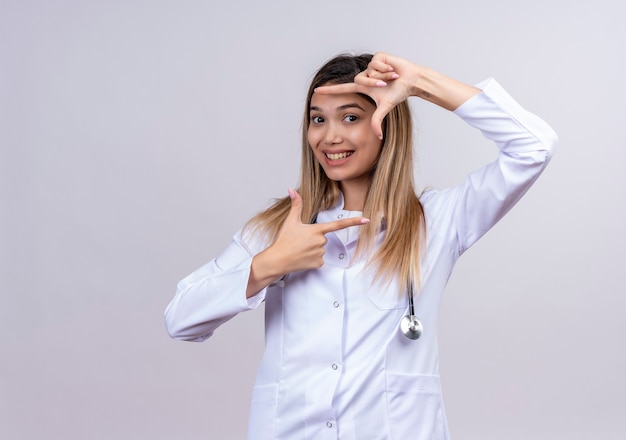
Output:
[400,281,423,340]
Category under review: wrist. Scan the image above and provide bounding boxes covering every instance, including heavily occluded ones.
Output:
[247,250,284,299]
[410,66,438,99]
[253,247,285,284]
[411,67,480,111]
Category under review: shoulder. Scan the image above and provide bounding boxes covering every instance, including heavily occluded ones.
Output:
[419,187,463,241]
[420,187,458,217]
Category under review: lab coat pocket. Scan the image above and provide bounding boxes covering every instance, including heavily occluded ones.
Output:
[248,383,278,440]
[368,287,408,310]
[385,373,447,440]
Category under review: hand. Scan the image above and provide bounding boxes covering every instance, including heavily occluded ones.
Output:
[248,189,369,297]
[268,189,370,273]
[314,52,479,139]
[315,52,421,140]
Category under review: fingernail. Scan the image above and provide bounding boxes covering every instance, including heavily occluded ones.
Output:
[391,73,400,79]
[288,188,295,198]
[376,80,387,87]
[360,218,370,224]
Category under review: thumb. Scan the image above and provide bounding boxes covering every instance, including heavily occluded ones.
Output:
[286,188,304,224]
[371,105,390,141]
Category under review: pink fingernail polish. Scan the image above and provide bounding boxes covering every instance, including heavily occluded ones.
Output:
[391,73,400,79]
[361,218,370,224]
[288,188,295,198]
[376,80,387,87]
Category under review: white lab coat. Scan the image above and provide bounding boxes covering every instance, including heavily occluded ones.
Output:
[165,78,557,440]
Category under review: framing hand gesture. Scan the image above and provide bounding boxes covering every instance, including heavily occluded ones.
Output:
[315,52,479,140]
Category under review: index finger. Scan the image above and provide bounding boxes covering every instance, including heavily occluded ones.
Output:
[314,82,363,95]
[316,217,370,234]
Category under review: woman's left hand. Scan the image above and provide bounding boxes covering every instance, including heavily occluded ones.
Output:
[315,52,479,139]
[315,52,420,139]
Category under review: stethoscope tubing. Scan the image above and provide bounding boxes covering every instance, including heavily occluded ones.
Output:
[400,281,423,340]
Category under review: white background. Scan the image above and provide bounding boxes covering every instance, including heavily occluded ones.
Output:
[1,0,624,439]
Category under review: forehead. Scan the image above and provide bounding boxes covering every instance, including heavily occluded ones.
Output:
[309,92,375,112]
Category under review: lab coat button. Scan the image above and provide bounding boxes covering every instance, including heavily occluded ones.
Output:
[326,421,333,428]
[331,363,338,370]
[333,301,340,308]
[337,214,343,219]
[338,253,345,259]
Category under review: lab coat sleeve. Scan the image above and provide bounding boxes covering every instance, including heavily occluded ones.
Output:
[445,77,558,254]
[164,230,268,341]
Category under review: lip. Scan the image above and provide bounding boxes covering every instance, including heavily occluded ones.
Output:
[322,150,354,166]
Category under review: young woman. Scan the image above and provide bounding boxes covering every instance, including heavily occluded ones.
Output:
[165,52,557,439]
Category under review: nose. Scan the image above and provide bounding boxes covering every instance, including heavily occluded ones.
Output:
[324,123,342,145]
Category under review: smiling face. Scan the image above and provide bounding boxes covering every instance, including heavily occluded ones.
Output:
[307,91,383,192]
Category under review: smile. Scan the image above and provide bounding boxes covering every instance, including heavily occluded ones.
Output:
[325,151,354,160]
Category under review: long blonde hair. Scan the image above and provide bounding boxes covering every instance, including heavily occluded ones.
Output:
[247,54,426,287]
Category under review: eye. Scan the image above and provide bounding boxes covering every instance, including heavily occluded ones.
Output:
[343,114,358,123]
[311,115,324,124]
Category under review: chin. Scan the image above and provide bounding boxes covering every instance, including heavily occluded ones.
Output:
[323,171,349,182]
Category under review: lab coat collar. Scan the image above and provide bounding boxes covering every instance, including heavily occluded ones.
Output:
[314,192,356,246]
[316,191,386,227]
[315,191,360,222]
[315,191,388,247]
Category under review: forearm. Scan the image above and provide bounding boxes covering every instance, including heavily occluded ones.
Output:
[410,66,480,111]
[455,78,558,155]
[246,248,284,298]
[165,263,247,341]
[165,235,267,340]
[449,77,557,252]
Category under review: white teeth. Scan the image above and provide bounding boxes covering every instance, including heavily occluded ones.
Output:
[326,151,353,160]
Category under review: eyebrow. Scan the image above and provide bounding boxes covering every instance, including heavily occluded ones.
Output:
[309,103,367,112]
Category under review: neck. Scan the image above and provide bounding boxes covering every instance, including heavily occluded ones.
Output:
[339,177,370,211]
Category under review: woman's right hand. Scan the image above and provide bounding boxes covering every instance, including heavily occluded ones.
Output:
[246,189,369,298]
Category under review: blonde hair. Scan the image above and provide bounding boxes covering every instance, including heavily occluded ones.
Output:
[247,54,425,288]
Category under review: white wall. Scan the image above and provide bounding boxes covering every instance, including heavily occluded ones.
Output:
[1,0,624,439]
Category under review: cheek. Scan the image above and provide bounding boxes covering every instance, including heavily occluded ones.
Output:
[357,131,383,154]
[307,130,321,151]
[354,124,378,145]
[365,139,384,163]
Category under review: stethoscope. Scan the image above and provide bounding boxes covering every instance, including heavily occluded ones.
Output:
[400,281,423,340]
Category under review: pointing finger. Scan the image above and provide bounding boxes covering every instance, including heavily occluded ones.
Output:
[317,217,370,234]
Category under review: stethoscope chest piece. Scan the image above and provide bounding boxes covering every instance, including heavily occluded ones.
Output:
[400,280,423,340]
[400,315,423,340]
